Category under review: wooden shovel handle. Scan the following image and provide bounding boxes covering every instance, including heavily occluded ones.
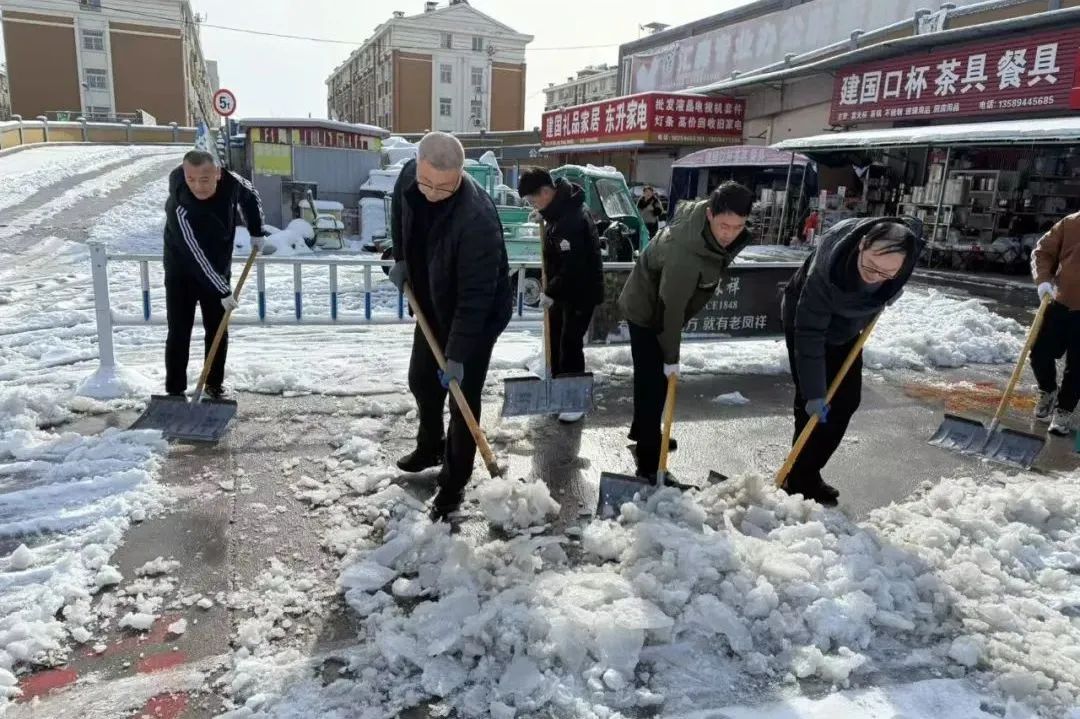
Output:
[989,294,1051,430]
[403,283,501,478]
[775,312,881,488]
[193,245,259,402]
[658,373,678,479]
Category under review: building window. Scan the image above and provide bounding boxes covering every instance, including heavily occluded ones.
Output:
[471,67,484,89]
[82,29,105,51]
[78,0,102,10]
[84,68,108,90]
[441,32,453,49]
[470,99,483,124]
[440,64,452,84]
[86,105,110,119]
[439,97,452,117]
[472,36,483,52]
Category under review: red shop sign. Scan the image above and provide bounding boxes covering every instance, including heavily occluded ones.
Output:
[830,26,1080,126]
[541,91,745,147]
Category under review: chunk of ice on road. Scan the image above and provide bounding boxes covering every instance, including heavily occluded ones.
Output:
[686,594,753,654]
[167,618,187,636]
[498,654,543,698]
[472,477,560,532]
[136,557,180,577]
[118,612,157,631]
[949,636,983,668]
[339,561,397,593]
[94,565,123,588]
[421,656,469,696]
[8,544,32,571]
[712,391,750,406]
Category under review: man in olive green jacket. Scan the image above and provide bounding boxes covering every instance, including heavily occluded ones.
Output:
[618,181,754,480]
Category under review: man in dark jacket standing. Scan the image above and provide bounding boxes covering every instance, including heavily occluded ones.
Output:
[387,132,512,520]
[781,218,918,505]
[516,168,604,423]
[163,149,265,399]
[618,181,754,481]
[637,186,665,239]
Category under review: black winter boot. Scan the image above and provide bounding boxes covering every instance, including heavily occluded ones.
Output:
[397,446,444,473]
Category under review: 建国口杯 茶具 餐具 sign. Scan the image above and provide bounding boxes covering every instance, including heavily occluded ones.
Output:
[541,92,746,148]
[830,27,1080,126]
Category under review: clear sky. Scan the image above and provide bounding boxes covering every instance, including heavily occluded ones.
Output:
[0,0,751,127]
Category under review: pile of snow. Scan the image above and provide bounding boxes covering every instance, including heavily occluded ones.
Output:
[592,288,1023,379]
[382,136,417,166]
[469,477,561,533]
[0,415,167,700]
[222,466,1080,718]
[712,391,750,406]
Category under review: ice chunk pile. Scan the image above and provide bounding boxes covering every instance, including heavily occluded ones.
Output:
[227,465,1080,719]
[470,476,561,533]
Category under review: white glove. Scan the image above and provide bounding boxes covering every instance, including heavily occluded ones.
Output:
[221,294,239,312]
[539,294,555,310]
[663,363,679,378]
[250,235,266,253]
[1037,282,1055,303]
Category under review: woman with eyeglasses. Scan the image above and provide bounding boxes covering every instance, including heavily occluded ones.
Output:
[780,218,920,505]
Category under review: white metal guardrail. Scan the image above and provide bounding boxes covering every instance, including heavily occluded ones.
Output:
[83,241,799,397]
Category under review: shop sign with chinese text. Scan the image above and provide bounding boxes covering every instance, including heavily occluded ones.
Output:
[830,27,1080,125]
[541,92,745,147]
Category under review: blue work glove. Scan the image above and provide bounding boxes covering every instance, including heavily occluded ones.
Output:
[438,359,464,389]
[805,398,829,423]
[388,261,407,293]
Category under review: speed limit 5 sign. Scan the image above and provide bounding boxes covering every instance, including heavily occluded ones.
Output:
[213,88,237,117]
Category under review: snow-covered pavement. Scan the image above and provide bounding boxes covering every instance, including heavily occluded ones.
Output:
[0,145,1077,718]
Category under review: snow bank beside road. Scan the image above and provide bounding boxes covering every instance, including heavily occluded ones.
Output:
[592,288,1023,380]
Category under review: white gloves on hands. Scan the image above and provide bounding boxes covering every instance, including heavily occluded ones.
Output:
[1038,282,1055,303]
[221,295,239,312]
[539,294,555,310]
[663,363,679,378]
[250,235,266,253]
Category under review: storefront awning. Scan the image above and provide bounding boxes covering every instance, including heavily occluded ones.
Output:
[772,117,1080,152]
[673,145,811,168]
[538,140,647,155]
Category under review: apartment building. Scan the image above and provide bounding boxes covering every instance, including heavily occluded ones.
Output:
[0,65,10,121]
[0,0,216,124]
[326,0,532,134]
[543,64,617,112]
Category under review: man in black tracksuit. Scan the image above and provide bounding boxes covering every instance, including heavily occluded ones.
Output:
[517,168,604,423]
[782,218,919,505]
[163,150,265,398]
[387,132,512,520]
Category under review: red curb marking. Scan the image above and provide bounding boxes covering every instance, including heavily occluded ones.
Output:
[136,651,189,674]
[17,667,78,701]
[137,692,189,718]
[84,614,182,659]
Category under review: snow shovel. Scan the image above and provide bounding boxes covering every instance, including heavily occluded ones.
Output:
[929,295,1050,469]
[403,283,502,478]
[596,373,678,518]
[776,312,881,490]
[130,246,258,443]
[501,219,595,417]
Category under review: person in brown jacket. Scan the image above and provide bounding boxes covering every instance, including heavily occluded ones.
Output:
[1030,212,1080,436]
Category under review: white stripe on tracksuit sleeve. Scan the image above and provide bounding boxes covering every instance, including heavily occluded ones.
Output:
[176,206,230,295]
[230,170,265,228]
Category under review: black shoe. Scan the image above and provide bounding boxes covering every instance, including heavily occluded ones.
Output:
[428,486,464,523]
[628,430,678,451]
[397,447,444,473]
[205,386,229,400]
[782,475,839,507]
[635,470,692,490]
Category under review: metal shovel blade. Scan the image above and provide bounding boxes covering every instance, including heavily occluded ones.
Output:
[981,427,1045,469]
[595,471,656,519]
[501,373,595,417]
[928,413,988,453]
[130,394,238,443]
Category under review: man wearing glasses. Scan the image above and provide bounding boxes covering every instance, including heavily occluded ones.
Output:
[781,218,919,505]
[386,132,512,520]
